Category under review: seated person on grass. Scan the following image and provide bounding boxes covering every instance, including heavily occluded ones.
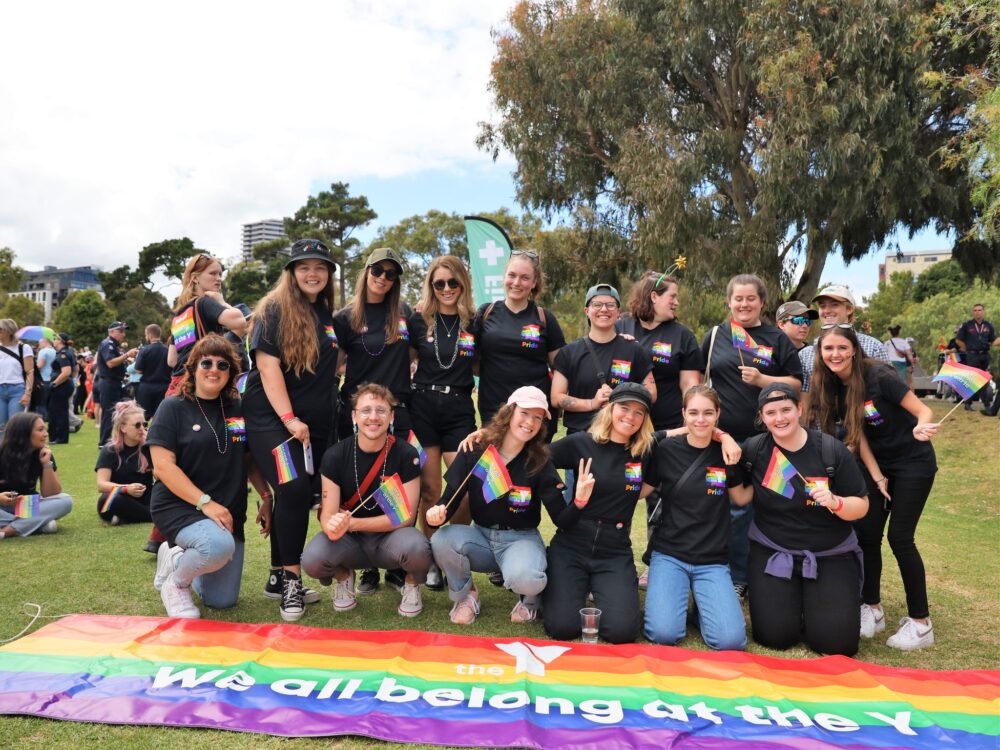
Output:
[96,400,153,527]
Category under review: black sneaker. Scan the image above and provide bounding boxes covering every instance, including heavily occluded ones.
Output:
[385,568,406,592]
[280,571,305,622]
[488,571,505,588]
[143,539,160,554]
[264,570,283,600]
[356,568,380,595]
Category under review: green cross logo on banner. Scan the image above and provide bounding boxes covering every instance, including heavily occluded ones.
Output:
[464,216,513,305]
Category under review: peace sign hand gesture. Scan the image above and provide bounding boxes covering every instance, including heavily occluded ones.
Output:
[573,457,595,509]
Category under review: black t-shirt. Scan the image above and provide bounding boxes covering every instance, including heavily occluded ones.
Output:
[95,445,153,505]
[52,348,75,383]
[333,301,413,402]
[134,342,171,386]
[409,311,477,389]
[701,321,803,440]
[147,396,249,543]
[97,337,126,379]
[242,300,340,433]
[650,436,744,565]
[746,431,866,551]
[548,431,654,527]
[956,319,996,352]
[553,335,653,432]
[475,300,566,422]
[0,455,49,495]
[439,447,564,530]
[320,435,421,519]
[169,296,228,377]
[617,318,704,429]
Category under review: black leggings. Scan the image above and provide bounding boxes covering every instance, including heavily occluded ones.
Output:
[748,542,861,656]
[96,492,151,524]
[854,471,935,618]
[248,428,328,569]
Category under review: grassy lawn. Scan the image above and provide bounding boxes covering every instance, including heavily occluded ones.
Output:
[1,401,998,748]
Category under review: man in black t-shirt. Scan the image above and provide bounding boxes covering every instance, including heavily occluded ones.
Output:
[96,322,138,445]
[133,324,171,420]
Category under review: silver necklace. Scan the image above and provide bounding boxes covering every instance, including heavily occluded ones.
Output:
[194,396,228,455]
[352,433,390,505]
[433,314,461,370]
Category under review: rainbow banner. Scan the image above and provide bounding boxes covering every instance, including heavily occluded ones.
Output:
[13,494,40,519]
[170,307,196,350]
[370,473,414,527]
[762,447,798,499]
[933,360,992,401]
[407,430,427,469]
[0,615,996,748]
[99,486,124,515]
[472,444,513,503]
[271,439,298,485]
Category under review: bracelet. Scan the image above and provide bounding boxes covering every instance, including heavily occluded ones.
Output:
[260,493,273,501]
[832,496,844,513]
[573,497,587,508]
[874,477,887,484]
[279,411,295,424]
[42,461,54,469]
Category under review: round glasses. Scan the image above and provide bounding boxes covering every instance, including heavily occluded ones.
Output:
[197,358,230,371]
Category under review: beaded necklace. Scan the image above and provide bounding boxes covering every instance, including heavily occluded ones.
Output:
[353,433,390,504]
[194,395,228,455]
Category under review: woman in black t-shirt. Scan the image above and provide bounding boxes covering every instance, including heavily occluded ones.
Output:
[243,240,339,623]
[0,412,73,538]
[544,382,658,644]
[809,326,940,651]
[149,335,269,620]
[95,400,152,525]
[735,383,868,656]
[427,386,564,626]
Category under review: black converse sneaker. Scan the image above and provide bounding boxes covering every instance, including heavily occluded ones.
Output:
[280,571,305,622]
[266,569,320,604]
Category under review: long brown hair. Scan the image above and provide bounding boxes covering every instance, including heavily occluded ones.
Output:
[809,327,867,451]
[420,255,475,330]
[628,270,678,323]
[252,260,335,377]
[175,254,222,311]
[349,258,403,341]
[478,402,549,475]
[175,334,241,402]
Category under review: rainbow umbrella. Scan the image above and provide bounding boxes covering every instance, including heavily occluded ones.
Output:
[15,325,56,342]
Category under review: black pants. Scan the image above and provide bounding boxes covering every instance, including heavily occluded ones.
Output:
[854,471,935,619]
[48,381,72,442]
[99,379,124,445]
[97,492,152,524]
[248,428,328,570]
[748,542,860,656]
[965,352,993,404]
[137,382,168,421]
[543,521,641,644]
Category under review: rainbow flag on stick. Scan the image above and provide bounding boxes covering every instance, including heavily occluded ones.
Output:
[12,494,40,519]
[407,431,427,469]
[762,447,800,499]
[271,439,298,485]
[472,444,513,503]
[370,473,414,527]
[730,320,758,353]
[99,486,124,515]
[933,360,992,401]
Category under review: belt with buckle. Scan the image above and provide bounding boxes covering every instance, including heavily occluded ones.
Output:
[413,384,469,395]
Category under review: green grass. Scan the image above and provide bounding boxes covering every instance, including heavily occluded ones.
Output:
[1,402,998,748]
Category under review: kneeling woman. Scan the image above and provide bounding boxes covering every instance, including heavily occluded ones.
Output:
[427,386,563,625]
[644,385,747,651]
[149,335,269,619]
[544,382,657,643]
[95,400,152,525]
[734,383,868,656]
[0,412,73,538]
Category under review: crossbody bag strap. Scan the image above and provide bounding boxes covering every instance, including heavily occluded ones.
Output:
[581,336,606,383]
[341,435,396,511]
[650,445,713,526]
[704,325,719,385]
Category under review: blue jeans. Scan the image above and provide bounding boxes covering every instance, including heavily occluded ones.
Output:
[645,551,747,651]
[171,519,245,609]
[728,501,753,586]
[0,382,26,432]
[431,524,547,605]
[0,492,73,537]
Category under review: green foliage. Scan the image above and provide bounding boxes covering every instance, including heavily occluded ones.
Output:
[51,290,115,349]
[225,262,271,310]
[912,260,971,302]
[0,295,45,326]
[112,287,172,340]
[99,238,205,305]
[858,271,915,342]
[0,247,25,294]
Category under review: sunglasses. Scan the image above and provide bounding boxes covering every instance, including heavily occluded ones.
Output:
[510,250,539,259]
[821,323,853,330]
[130,421,149,430]
[784,315,812,326]
[197,358,231,371]
[432,278,461,291]
[369,265,400,282]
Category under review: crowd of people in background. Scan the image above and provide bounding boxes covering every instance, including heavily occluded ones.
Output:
[2,243,997,659]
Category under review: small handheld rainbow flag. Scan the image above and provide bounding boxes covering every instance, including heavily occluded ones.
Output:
[371,473,414,527]
[271,439,298,485]
[762,447,799,499]
[933,360,992,401]
[471,444,513,503]
[235,372,249,394]
[99,486,124,515]
[407,431,427,469]
[13,494,40,519]
[730,321,761,354]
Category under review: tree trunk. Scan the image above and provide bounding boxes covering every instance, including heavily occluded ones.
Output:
[791,241,828,306]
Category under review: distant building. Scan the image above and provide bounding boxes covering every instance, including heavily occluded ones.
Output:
[241,219,286,261]
[9,265,104,322]
[879,249,953,285]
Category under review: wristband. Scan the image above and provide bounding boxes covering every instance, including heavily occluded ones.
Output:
[279,411,296,424]
[832,496,844,513]
[573,497,587,508]
[42,461,55,469]
[260,492,273,501]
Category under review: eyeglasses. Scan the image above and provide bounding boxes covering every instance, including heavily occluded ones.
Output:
[432,278,461,291]
[588,301,619,310]
[784,316,812,326]
[369,265,399,282]
[510,250,539,259]
[130,421,149,430]
[820,323,853,330]
[355,407,391,418]
[197,358,231,371]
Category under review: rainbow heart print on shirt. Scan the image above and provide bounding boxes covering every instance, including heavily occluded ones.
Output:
[610,359,632,384]
[651,341,672,364]
[508,486,532,513]
[324,325,338,348]
[225,417,246,443]
[625,462,643,492]
[457,332,475,357]
[170,307,196,351]
[706,467,726,496]
[863,400,885,426]
[520,324,541,349]
[397,318,409,342]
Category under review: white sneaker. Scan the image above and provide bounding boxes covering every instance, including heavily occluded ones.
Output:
[153,543,183,591]
[398,583,423,618]
[859,604,886,638]
[332,572,357,612]
[160,578,200,619]
[886,617,934,650]
[41,520,58,534]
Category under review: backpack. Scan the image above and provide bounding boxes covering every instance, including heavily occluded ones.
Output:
[743,430,839,484]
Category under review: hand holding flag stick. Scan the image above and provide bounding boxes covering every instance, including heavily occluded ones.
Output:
[437,444,514,516]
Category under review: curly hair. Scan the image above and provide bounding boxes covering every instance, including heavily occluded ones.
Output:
[478,402,550,476]
[349,252,404,342]
[350,382,399,410]
[587,401,655,458]
[106,400,150,473]
[419,255,476,331]
[175,254,223,311]
[628,270,679,323]
[174,334,241,402]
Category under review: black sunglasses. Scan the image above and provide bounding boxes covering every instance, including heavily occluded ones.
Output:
[432,278,461,291]
[510,250,539,259]
[369,265,400,282]
[131,421,149,430]
[197,358,231,371]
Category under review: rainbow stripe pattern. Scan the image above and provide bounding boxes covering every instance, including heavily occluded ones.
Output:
[170,307,196,350]
[863,400,885,426]
[508,486,531,510]
[0,615,996,748]
[472,445,513,503]
[324,325,337,346]
[99,486,123,515]
[651,341,672,363]
[407,431,427,469]
[397,318,409,342]
[235,372,249,394]
[610,359,631,381]
[13,494,40,519]
[225,417,246,443]
[762,447,798,499]
[933,360,993,400]
[457,332,475,356]
[271,440,298,485]
[371,473,413,527]
[730,320,755,351]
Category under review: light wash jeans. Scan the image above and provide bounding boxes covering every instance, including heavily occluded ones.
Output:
[644,551,747,651]
[0,492,73,537]
[431,523,547,606]
[170,519,245,609]
[0,382,26,433]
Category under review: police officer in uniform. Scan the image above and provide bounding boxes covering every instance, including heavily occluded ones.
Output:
[955,304,997,409]
[48,333,76,444]
[96,322,138,446]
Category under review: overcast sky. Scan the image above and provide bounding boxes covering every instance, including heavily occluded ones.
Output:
[1,1,947,300]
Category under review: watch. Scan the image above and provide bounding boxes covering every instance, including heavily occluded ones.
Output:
[196,494,212,512]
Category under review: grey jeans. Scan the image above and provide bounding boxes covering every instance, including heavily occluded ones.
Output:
[301,526,432,585]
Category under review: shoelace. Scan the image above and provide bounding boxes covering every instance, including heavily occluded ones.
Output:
[283,579,304,607]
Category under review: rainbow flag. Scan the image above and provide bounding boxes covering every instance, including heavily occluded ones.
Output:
[730,320,757,352]
[706,467,726,487]
[271,440,298,485]
[0,615,996,748]
[370,473,413,527]
[170,307,196,350]
[762,447,798,499]
[933,360,993,401]
[99,486,124,515]
[472,444,513,503]
[12,494,39,519]
[235,372,249,394]
[407,430,427,469]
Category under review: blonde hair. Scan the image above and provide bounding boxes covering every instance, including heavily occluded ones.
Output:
[175,254,223,310]
[587,401,655,458]
[0,319,18,338]
[505,251,545,299]
[420,255,476,330]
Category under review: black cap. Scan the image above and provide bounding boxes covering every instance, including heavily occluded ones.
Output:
[108,321,127,331]
[757,382,799,409]
[57,332,72,344]
[284,239,336,270]
[608,382,652,411]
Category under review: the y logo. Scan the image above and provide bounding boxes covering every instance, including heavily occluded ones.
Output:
[494,642,570,676]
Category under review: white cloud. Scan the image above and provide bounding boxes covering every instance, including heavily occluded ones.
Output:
[0,0,517,270]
